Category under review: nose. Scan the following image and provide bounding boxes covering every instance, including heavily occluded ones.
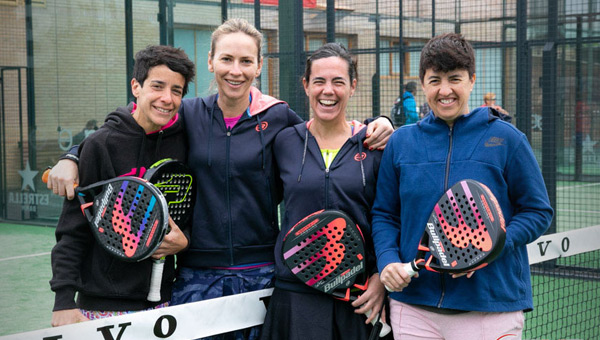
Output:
[230,60,242,75]
[322,81,334,94]
[438,80,453,96]
[160,89,174,104]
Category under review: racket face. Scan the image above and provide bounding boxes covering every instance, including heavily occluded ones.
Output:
[282,210,366,297]
[143,159,196,227]
[422,179,506,273]
[77,176,169,262]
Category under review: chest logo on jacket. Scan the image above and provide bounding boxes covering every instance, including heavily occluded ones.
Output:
[255,121,269,132]
[354,152,367,161]
[484,137,505,147]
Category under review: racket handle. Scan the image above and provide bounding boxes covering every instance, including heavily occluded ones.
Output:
[384,261,419,292]
[364,309,392,337]
[147,258,165,302]
[403,261,418,277]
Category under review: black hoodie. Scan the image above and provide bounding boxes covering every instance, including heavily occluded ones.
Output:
[50,103,189,311]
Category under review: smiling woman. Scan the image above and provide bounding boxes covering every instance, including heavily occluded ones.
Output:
[259,43,387,340]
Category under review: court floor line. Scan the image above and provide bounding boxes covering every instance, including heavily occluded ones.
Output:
[557,208,600,214]
[558,182,600,190]
[0,252,51,262]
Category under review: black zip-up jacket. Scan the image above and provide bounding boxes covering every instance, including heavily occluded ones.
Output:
[272,121,383,293]
[176,87,304,268]
[50,103,189,311]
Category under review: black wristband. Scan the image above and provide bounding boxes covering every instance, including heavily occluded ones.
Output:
[58,153,79,164]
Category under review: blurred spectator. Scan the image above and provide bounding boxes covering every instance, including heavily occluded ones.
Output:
[482,92,511,122]
[391,81,419,126]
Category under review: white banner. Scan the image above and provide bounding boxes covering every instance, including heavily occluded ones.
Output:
[527,225,600,264]
[0,288,273,340]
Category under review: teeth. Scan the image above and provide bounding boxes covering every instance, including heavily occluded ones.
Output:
[440,99,453,104]
[227,80,242,85]
[319,100,337,106]
[156,107,171,113]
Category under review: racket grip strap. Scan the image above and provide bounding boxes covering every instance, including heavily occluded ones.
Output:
[147,258,165,302]
[364,309,392,337]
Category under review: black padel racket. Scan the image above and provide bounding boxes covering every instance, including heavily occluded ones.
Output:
[282,209,391,337]
[144,159,196,227]
[143,159,196,302]
[403,179,506,277]
[75,176,170,262]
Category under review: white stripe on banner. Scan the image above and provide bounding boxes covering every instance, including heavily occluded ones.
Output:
[527,225,600,265]
[0,288,273,340]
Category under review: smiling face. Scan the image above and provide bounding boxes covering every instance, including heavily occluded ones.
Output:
[303,56,356,123]
[421,68,475,126]
[131,64,185,133]
[208,31,263,106]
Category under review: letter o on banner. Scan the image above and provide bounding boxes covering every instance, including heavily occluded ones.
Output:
[154,315,177,338]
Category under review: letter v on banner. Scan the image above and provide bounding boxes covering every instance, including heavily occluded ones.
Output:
[0,289,273,340]
[527,225,600,265]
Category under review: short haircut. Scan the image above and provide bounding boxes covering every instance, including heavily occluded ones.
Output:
[419,33,475,83]
[405,81,417,93]
[304,42,358,83]
[132,45,196,96]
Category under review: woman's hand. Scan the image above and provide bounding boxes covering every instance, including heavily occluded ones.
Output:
[351,273,386,324]
[46,160,79,200]
[364,117,393,150]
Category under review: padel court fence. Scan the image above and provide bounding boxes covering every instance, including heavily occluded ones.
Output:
[1,0,599,338]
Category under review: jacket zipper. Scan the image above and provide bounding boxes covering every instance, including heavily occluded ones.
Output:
[438,124,454,308]
[324,168,330,208]
[226,128,234,265]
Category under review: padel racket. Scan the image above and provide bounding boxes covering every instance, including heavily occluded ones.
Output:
[282,209,391,337]
[75,176,170,262]
[402,179,506,277]
[143,159,196,302]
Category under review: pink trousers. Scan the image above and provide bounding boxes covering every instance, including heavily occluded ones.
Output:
[389,299,524,340]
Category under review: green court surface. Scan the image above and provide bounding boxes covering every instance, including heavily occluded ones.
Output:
[0,223,55,336]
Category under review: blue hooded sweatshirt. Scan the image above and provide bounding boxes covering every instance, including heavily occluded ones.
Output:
[371,107,553,312]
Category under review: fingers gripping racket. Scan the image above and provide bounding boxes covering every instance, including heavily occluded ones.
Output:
[143,159,196,302]
[403,179,506,277]
[282,210,391,337]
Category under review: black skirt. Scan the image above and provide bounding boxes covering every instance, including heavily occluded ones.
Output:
[259,287,373,340]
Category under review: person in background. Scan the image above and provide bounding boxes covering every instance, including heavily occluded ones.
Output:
[260,42,386,340]
[72,119,98,146]
[371,33,553,339]
[391,81,419,126]
[50,45,195,327]
[482,92,511,122]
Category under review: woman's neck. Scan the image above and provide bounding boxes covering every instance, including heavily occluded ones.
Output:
[217,94,250,118]
[309,117,351,150]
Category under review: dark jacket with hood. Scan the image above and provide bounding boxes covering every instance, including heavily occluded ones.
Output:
[50,103,188,311]
[272,120,383,293]
[176,87,303,268]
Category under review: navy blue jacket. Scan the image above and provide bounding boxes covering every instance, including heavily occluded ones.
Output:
[273,121,383,293]
[177,87,303,268]
[372,107,553,312]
